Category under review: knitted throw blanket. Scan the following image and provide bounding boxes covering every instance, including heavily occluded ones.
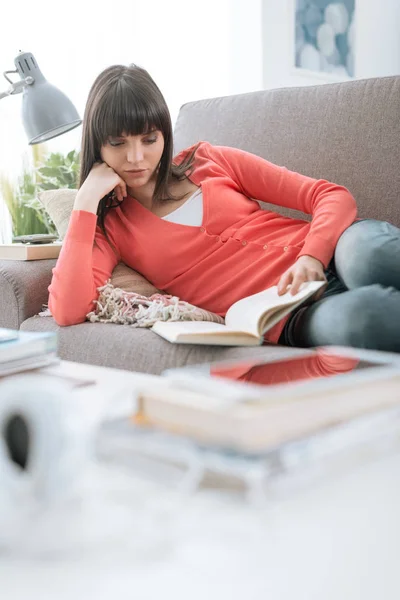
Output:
[39,281,225,328]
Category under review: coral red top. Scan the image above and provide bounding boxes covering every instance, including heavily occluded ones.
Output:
[48,141,357,342]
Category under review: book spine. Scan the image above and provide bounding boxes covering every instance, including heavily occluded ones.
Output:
[0,244,62,260]
[25,244,62,260]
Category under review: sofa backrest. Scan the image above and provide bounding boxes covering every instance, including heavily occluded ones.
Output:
[174,76,400,227]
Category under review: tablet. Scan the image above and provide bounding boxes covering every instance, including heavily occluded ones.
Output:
[162,345,400,402]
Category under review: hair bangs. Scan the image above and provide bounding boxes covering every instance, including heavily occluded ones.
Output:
[94,80,163,146]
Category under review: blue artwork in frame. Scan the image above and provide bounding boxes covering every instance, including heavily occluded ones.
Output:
[295,0,356,78]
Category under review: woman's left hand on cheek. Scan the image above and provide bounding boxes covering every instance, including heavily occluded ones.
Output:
[277,255,327,296]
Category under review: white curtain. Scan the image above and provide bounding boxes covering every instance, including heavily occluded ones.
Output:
[0,198,12,244]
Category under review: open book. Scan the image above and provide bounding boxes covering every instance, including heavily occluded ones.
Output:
[151,280,325,346]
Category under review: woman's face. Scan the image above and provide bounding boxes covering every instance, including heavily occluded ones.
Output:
[100,128,165,191]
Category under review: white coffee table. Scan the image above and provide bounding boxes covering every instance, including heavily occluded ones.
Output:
[52,358,161,419]
[1,359,400,600]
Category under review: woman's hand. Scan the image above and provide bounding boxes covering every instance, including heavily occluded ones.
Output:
[277,255,327,296]
[74,162,128,212]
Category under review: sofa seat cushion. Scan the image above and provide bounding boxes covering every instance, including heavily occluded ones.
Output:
[20,315,296,375]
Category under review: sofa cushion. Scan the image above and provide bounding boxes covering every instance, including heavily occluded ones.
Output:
[0,258,57,330]
[20,314,299,375]
[38,189,77,240]
[173,76,400,228]
[37,189,159,294]
[108,263,161,296]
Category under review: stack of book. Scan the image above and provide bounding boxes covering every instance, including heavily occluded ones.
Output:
[0,328,59,377]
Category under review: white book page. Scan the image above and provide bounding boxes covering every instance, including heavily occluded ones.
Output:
[151,321,259,345]
[153,321,227,337]
[225,281,324,336]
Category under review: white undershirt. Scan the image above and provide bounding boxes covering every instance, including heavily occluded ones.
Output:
[161,187,203,226]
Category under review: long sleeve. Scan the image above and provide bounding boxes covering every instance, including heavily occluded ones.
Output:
[205,144,358,267]
[48,210,120,326]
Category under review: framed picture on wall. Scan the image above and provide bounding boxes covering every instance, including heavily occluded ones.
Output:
[291,0,356,82]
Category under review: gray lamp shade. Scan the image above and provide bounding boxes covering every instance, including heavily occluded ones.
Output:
[15,52,82,145]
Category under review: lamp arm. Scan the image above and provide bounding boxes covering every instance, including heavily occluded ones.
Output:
[0,76,34,101]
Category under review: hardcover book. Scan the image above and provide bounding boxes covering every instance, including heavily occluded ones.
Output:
[152,281,325,346]
[0,242,62,261]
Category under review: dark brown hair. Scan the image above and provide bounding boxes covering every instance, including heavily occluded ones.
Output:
[79,63,198,252]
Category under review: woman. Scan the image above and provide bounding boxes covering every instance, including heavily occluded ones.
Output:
[48,63,400,352]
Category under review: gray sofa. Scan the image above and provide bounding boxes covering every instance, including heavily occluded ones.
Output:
[1,75,400,374]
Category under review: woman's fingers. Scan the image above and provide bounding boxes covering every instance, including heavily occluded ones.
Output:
[277,271,293,296]
[118,180,127,200]
[292,269,327,296]
[290,271,307,295]
[119,175,127,198]
[114,182,127,202]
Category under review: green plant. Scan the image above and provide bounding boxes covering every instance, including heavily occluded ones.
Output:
[0,145,51,237]
[36,150,80,191]
[0,147,80,238]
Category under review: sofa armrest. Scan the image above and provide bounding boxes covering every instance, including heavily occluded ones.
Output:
[0,259,57,330]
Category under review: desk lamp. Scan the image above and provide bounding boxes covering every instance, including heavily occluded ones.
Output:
[0,50,81,144]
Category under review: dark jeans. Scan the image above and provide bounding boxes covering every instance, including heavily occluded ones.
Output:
[279,219,400,352]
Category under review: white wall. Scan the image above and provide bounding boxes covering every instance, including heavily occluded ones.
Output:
[2,0,400,173]
[0,0,231,175]
[228,0,264,94]
[262,0,400,90]
[227,1,400,93]
[1,0,400,241]
[0,0,231,240]
[356,0,400,78]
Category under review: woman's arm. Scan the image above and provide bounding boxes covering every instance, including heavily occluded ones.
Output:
[48,163,127,326]
[205,144,358,268]
[48,210,121,326]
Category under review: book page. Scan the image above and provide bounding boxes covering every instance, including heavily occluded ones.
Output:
[225,281,324,336]
[152,321,228,337]
[151,321,260,345]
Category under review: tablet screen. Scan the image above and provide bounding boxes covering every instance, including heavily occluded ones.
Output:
[207,349,389,388]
